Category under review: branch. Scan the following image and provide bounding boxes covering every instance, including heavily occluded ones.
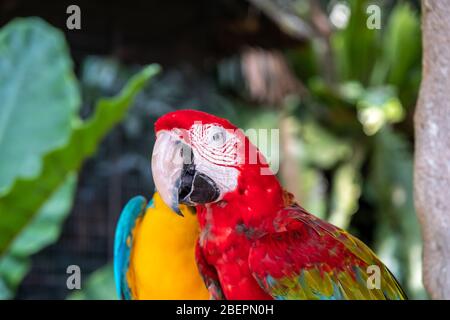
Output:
[414,0,450,299]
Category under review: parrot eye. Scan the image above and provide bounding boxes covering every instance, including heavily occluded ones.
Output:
[212,132,223,142]
[209,128,226,147]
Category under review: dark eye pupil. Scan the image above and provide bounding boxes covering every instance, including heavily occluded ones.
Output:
[213,133,222,141]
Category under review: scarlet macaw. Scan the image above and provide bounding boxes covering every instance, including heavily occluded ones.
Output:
[114,192,209,299]
[151,109,407,300]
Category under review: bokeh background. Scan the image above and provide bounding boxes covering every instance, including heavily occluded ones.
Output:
[0,0,424,299]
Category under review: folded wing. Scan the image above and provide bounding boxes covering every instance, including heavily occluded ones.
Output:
[249,206,407,300]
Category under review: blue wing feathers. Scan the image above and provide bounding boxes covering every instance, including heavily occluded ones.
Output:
[113,196,148,300]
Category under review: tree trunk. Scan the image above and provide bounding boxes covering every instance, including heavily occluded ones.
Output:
[414,0,450,299]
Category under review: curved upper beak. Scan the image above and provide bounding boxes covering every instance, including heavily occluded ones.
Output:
[151,131,220,216]
[151,131,183,214]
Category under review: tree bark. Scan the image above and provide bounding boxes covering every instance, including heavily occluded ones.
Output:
[414,0,450,299]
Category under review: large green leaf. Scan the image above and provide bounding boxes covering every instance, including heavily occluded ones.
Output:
[0,18,80,193]
[0,63,160,255]
[0,18,81,298]
[0,174,77,299]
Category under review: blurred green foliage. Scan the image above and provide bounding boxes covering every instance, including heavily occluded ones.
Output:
[0,18,159,298]
[0,18,79,298]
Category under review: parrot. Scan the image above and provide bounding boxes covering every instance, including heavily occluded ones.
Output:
[150,109,407,300]
[114,191,209,299]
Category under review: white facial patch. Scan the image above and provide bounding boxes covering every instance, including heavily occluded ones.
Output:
[189,123,240,198]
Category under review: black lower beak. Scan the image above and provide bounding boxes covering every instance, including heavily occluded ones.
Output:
[178,163,220,206]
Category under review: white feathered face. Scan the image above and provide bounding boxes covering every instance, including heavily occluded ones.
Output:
[151,123,241,213]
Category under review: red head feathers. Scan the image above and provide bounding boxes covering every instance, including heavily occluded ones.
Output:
[154,109,237,133]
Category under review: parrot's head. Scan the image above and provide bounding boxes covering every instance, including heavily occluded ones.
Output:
[151,109,276,215]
